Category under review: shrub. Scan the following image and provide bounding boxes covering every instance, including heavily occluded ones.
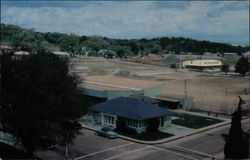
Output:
[124,127,136,135]
[221,64,229,74]
[235,57,250,76]
[170,63,177,69]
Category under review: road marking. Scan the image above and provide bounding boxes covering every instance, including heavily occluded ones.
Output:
[84,81,141,91]
[74,142,134,160]
[151,146,198,160]
[173,145,223,160]
[102,146,151,160]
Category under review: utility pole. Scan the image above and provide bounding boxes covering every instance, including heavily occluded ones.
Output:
[65,143,68,159]
[184,79,188,99]
[179,52,182,71]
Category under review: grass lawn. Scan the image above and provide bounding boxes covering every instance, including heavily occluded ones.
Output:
[115,130,173,141]
[172,113,224,129]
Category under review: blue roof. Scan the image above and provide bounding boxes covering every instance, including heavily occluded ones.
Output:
[90,97,173,121]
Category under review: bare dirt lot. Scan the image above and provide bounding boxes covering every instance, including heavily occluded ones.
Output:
[71,56,249,114]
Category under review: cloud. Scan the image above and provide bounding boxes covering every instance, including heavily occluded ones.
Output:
[1,1,249,44]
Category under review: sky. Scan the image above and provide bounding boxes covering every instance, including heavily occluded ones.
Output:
[1,1,249,45]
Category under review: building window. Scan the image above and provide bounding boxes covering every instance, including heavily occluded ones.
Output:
[104,115,114,125]
[127,120,144,128]
[164,115,171,121]
[137,121,145,128]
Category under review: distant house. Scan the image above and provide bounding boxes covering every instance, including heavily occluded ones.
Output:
[90,97,173,133]
[224,52,237,57]
[52,51,70,59]
[0,44,14,54]
[182,59,222,70]
[14,51,29,55]
[13,51,29,60]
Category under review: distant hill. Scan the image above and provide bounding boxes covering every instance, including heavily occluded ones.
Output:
[1,23,249,57]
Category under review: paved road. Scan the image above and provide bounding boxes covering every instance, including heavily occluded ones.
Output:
[37,119,249,160]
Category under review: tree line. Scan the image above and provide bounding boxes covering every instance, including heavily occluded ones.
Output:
[1,23,249,57]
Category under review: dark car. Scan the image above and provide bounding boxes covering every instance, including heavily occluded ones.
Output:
[95,127,119,139]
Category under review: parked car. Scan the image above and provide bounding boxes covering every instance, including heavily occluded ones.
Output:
[95,127,118,139]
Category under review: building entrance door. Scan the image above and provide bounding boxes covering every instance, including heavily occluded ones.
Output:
[160,117,164,127]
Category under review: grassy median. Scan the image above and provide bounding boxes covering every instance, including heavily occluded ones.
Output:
[172,113,223,129]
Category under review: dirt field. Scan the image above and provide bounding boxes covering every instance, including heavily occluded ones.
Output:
[71,56,249,114]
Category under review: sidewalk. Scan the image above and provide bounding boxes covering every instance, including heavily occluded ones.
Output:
[174,110,230,121]
[81,117,232,145]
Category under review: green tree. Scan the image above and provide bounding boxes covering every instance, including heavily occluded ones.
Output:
[109,45,133,57]
[60,34,80,54]
[170,63,177,69]
[235,57,250,76]
[82,36,110,54]
[224,97,249,159]
[221,64,229,75]
[0,51,86,156]
[149,43,162,54]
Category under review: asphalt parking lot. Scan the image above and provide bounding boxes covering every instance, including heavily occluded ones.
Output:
[36,119,249,160]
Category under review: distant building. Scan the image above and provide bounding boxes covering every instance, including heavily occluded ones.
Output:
[82,76,193,110]
[224,52,237,56]
[90,97,173,133]
[156,94,194,110]
[13,51,29,60]
[0,44,14,54]
[52,51,70,58]
[14,51,29,55]
[203,52,217,56]
[182,59,222,70]
[82,76,164,102]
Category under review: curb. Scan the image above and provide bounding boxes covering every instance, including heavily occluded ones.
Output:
[82,117,249,145]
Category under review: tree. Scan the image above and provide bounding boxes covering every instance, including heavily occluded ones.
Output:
[170,63,177,69]
[0,50,86,156]
[221,64,229,75]
[60,34,80,54]
[235,57,250,76]
[82,36,110,54]
[109,45,133,57]
[224,97,249,159]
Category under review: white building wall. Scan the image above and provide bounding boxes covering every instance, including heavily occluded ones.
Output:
[95,113,172,134]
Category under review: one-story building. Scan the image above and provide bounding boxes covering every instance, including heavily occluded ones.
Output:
[81,76,164,101]
[156,94,194,110]
[128,94,161,106]
[90,97,173,133]
[13,51,29,60]
[182,59,222,70]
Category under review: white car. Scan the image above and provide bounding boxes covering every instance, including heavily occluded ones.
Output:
[95,127,119,139]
